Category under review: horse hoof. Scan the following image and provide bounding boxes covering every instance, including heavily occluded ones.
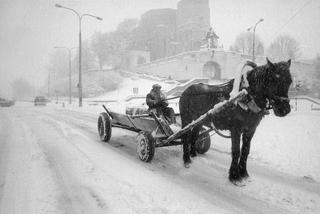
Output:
[229,174,241,183]
[184,162,191,168]
[243,176,252,183]
[231,179,246,187]
[240,173,249,179]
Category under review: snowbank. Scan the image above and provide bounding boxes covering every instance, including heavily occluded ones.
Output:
[89,77,176,102]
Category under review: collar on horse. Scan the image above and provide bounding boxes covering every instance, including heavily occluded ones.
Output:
[232,60,265,114]
[237,91,265,114]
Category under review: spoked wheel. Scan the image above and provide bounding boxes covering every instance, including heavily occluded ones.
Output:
[136,131,155,162]
[195,131,211,154]
[98,112,112,142]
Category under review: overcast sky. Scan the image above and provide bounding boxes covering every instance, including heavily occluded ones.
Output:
[0,0,319,96]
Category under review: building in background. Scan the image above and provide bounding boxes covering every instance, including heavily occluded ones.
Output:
[132,8,176,60]
[176,0,211,52]
[130,0,212,61]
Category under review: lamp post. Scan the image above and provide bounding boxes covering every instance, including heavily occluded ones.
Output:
[55,4,102,107]
[54,46,77,104]
[247,18,264,62]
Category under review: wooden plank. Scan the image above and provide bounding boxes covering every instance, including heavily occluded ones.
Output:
[132,117,159,133]
[110,111,159,133]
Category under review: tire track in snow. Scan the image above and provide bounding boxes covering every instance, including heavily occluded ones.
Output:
[24,106,320,213]
[19,111,112,214]
[22,107,233,214]
[0,109,66,214]
[39,108,296,213]
[0,111,13,204]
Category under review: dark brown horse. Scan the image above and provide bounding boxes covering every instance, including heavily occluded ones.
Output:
[179,58,292,183]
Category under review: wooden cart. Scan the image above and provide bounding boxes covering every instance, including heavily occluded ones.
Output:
[97,90,247,162]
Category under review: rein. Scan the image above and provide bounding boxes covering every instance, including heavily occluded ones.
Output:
[272,95,290,102]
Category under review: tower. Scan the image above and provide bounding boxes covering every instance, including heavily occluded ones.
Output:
[176,0,211,51]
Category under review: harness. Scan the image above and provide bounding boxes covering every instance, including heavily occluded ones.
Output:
[266,95,290,110]
[237,93,264,114]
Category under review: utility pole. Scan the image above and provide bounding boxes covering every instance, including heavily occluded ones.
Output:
[54,46,77,104]
[247,18,264,62]
[55,4,102,107]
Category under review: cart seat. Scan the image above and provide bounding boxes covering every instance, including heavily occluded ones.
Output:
[197,79,234,95]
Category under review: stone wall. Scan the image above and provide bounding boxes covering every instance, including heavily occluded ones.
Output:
[132,49,314,85]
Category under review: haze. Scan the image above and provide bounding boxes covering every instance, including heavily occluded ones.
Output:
[0,0,319,97]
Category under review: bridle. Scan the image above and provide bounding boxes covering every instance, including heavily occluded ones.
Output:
[265,95,290,110]
[238,60,291,113]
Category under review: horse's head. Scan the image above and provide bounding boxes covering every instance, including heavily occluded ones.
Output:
[265,58,292,117]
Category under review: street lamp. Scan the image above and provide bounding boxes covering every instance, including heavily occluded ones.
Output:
[247,18,264,62]
[54,46,77,104]
[55,4,102,107]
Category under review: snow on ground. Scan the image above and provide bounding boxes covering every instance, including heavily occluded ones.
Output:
[212,100,320,182]
[253,111,320,181]
[57,95,320,184]
[0,103,230,214]
[44,97,320,183]
[0,101,320,214]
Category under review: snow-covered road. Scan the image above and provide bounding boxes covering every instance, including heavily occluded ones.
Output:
[0,102,319,214]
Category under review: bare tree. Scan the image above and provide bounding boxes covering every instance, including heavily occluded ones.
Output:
[91,32,108,70]
[91,19,138,70]
[230,32,264,56]
[117,18,138,33]
[267,35,301,61]
[46,50,72,97]
[72,40,97,73]
[47,50,69,80]
[91,32,125,70]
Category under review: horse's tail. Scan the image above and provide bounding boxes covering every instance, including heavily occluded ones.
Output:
[230,60,256,98]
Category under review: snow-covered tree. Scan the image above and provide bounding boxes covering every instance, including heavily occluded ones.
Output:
[230,32,264,56]
[267,35,301,61]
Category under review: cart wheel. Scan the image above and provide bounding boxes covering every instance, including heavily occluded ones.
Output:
[136,131,155,162]
[98,112,112,142]
[195,132,211,154]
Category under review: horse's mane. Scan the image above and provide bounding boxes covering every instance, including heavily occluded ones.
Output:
[244,64,269,92]
[246,61,292,94]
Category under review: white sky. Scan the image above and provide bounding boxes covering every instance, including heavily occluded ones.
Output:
[0,0,319,95]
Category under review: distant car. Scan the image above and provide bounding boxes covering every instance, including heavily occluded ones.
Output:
[34,96,47,106]
[0,98,15,107]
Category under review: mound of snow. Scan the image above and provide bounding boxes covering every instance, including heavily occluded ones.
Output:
[252,111,320,181]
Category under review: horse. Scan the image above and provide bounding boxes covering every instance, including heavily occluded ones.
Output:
[179,58,292,183]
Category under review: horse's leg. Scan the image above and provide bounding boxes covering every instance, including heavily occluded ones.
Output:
[229,129,241,182]
[190,126,200,157]
[182,134,191,168]
[181,112,192,168]
[182,132,192,167]
[239,129,255,178]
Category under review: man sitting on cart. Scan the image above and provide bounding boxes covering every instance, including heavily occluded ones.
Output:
[146,84,176,124]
